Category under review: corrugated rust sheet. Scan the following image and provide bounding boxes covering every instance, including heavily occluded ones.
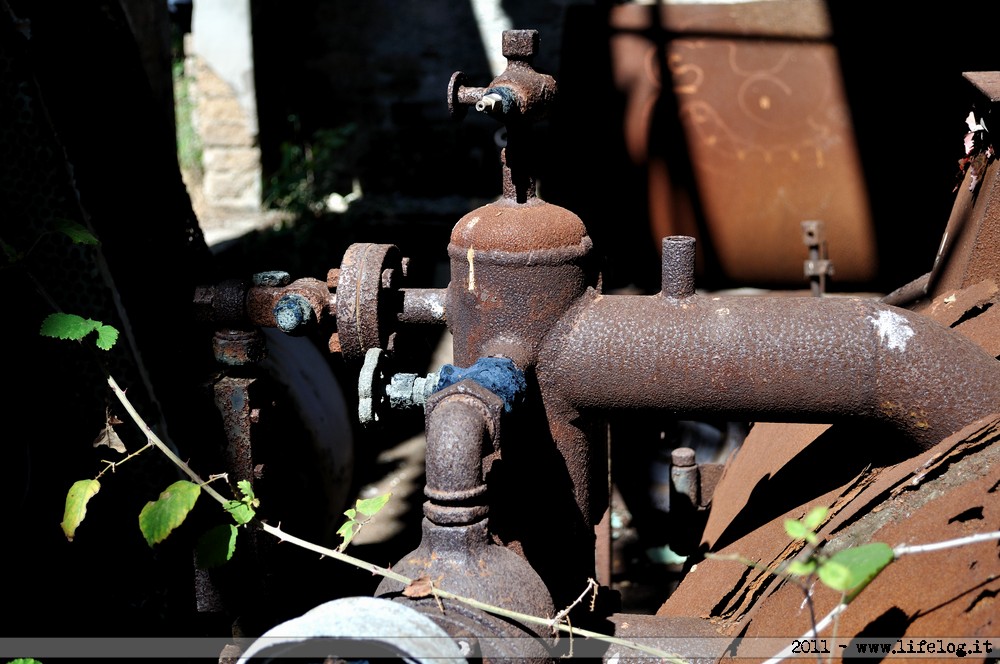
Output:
[659,416,1000,656]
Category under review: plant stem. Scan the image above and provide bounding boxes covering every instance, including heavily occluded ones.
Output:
[107,374,229,506]
[96,441,153,479]
[893,530,1000,556]
[761,603,847,664]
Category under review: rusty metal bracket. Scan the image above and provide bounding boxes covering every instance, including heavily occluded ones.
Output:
[801,219,834,296]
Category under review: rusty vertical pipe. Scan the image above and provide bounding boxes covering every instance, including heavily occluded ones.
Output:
[660,235,697,298]
[375,381,556,644]
[422,393,491,527]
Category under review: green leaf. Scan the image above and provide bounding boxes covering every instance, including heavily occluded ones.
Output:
[61,479,101,541]
[94,324,119,351]
[356,492,391,517]
[40,313,100,341]
[53,219,99,245]
[343,507,357,521]
[784,518,809,541]
[786,559,817,577]
[819,543,894,600]
[817,559,851,592]
[802,506,829,532]
[196,524,238,569]
[8,659,44,664]
[237,479,260,508]
[39,313,119,350]
[138,480,201,547]
[1,237,22,263]
[224,499,255,526]
[336,519,359,551]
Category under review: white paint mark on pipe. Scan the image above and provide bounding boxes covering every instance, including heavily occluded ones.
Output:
[467,246,476,292]
[867,309,915,351]
[430,300,445,320]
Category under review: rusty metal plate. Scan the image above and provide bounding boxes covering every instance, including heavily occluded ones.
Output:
[609,2,877,285]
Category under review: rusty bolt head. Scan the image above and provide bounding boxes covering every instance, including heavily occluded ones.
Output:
[502,29,539,60]
[671,447,697,467]
[273,293,314,334]
[327,268,341,289]
[253,271,292,287]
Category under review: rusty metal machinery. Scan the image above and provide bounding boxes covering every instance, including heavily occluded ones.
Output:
[200,30,1000,663]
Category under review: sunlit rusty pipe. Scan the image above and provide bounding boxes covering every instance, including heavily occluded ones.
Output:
[528,237,1000,599]
[399,288,447,325]
[422,384,495,527]
[538,278,1000,451]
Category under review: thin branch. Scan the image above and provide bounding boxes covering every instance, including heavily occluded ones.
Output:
[107,374,229,506]
[549,577,598,632]
[761,603,847,664]
[95,441,153,479]
[894,530,1000,556]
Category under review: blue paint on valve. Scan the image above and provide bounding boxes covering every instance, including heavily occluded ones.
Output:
[435,357,526,412]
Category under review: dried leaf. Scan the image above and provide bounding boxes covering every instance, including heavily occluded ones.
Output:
[92,425,126,454]
[402,575,435,598]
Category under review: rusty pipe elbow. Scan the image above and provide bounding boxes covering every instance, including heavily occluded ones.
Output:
[538,291,1000,450]
[422,381,503,526]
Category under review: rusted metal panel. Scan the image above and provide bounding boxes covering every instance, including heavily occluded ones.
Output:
[927,73,1000,297]
[928,158,1000,297]
[718,418,1000,657]
[609,1,877,285]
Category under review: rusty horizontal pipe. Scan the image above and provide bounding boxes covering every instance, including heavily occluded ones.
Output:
[398,288,447,325]
[538,290,1000,450]
[245,278,332,329]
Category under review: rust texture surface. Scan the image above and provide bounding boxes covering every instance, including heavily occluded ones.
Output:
[539,291,1000,448]
[659,416,1000,652]
[928,159,1000,297]
[609,0,876,286]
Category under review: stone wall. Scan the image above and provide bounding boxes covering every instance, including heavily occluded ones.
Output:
[187,47,261,210]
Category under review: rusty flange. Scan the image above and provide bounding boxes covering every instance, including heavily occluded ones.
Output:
[333,242,403,362]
